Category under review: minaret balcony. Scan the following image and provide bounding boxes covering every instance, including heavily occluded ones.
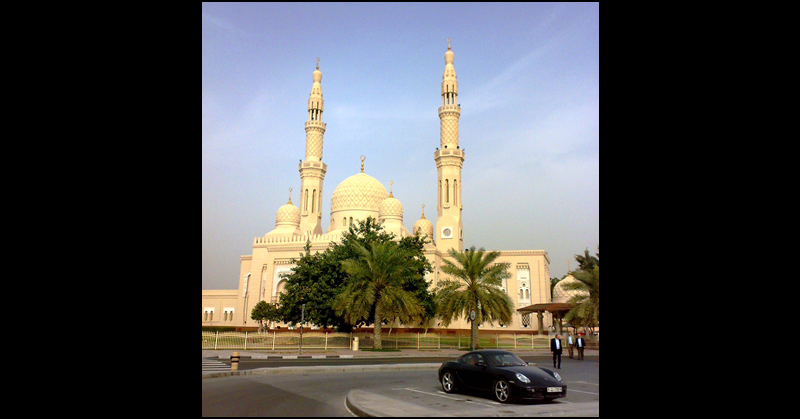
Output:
[438,105,461,117]
[304,121,327,130]
[434,148,465,161]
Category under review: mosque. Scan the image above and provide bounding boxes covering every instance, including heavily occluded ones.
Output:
[202,41,555,333]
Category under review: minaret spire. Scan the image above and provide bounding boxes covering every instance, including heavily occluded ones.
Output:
[299,59,327,235]
[435,39,464,253]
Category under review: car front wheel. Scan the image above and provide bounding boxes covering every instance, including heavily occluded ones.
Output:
[493,378,510,403]
[441,371,457,393]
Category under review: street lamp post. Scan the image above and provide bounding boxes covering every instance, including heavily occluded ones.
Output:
[299,303,305,356]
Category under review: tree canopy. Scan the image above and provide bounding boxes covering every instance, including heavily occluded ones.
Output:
[563,245,599,332]
[277,217,434,332]
[435,246,514,349]
[333,241,424,349]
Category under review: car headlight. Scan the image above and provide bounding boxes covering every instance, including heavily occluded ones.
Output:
[515,373,531,383]
[553,372,562,382]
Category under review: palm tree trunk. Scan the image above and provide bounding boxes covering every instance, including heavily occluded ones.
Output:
[374,298,383,350]
[471,318,478,349]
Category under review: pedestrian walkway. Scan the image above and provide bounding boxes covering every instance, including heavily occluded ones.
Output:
[202,357,230,373]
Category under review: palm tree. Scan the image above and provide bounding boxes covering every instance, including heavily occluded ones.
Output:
[562,265,599,333]
[332,241,423,350]
[435,246,514,350]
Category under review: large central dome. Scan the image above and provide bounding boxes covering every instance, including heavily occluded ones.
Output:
[330,172,388,213]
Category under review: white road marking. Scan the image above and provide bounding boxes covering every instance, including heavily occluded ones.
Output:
[568,389,599,395]
[397,387,497,408]
[436,390,501,405]
[570,381,599,386]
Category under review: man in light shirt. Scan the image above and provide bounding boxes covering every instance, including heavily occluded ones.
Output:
[550,334,563,369]
[567,333,575,358]
[575,334,586,360]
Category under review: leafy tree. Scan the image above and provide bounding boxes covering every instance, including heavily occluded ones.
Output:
[333,241,424,349]
[435,246,514,350]
[277,217,434,332]
[563,245,599,333]
[574,246,599,271]
[250,300,280,330]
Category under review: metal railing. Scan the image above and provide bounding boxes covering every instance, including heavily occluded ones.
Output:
[201,331,597,351]
[202,331,352,350]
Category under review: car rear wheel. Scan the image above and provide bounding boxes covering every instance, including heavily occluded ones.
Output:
[493,378,510,403]
[441,371,457,393]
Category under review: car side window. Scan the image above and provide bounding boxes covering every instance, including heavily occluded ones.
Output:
[474,354,484,365]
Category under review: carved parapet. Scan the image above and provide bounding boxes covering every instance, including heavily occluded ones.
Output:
[438,105,461,117]
[304,121,327,131]
[253,232,340,248]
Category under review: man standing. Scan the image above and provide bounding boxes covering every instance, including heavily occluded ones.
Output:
[575,334,586,360]
[550,334,563,369]
[567,333,574,358]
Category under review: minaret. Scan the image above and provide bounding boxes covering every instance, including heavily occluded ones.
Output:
[435,39,464,254]
[299,58,327,235]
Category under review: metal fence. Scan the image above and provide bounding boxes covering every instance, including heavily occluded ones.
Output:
[362,332,554,350]
[202,331,561,351]
[202,331,352,350]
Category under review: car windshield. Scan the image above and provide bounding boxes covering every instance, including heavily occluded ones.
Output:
[486,353,526,367]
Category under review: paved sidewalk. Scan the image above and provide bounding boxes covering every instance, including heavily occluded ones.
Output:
[346,389,600,417]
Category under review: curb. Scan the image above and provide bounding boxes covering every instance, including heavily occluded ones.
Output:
[202,362,441,379]
[216,354,358,360]
[345,390,371,417]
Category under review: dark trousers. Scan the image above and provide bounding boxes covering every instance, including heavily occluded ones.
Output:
[552,352,561,368]
[577,347,584,360]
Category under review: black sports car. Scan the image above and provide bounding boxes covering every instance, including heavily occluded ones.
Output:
[438,350,567,403]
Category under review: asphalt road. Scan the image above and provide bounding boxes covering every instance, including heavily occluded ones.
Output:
[201,355,598,416]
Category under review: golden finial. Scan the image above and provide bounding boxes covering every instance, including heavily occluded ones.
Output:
[447,38,451,50]
[316,57,320,69]
[389,180,394,197]
[421,204,426,219]
[287,187,293,204]
[360,155,366,173]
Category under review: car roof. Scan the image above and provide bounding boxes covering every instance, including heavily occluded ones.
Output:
[466,350,515,355]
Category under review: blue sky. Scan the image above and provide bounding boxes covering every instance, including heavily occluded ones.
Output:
[202,3,599,290]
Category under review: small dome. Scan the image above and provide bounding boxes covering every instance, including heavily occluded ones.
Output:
[553,274,589,303]
[444,39,454,64]
[330,172,388,213]
[275,201,300,226]
[379,196,403,219]
[413,208,434,242]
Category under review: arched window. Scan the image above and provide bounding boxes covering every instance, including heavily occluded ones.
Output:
[343,217,347,227]
[312,190,316,213]
[445,180,449,203]
[304,190,309,211]
[454,180,458,205]
[438,181,442,207]
[350,217,353,226]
